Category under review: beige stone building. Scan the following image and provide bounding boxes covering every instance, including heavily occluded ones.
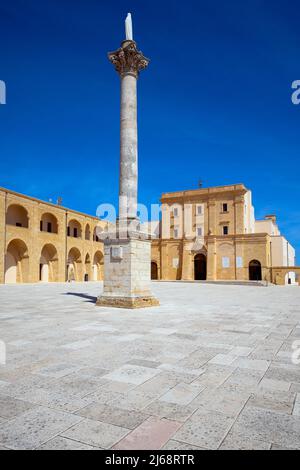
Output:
[151,184,299,285]
[0,183,298,286]
[0,187,107,284]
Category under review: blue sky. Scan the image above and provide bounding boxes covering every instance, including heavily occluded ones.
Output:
[0,0,299,258]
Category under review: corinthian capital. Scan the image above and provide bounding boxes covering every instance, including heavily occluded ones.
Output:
[108,40,149,77]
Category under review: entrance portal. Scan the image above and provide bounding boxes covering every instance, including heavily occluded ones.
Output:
[151,262,158,280]
[194,253,207,280]
[249,260,262,281]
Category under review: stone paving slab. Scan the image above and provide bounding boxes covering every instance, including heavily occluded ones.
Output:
[247,390,296,415]
[229,406,300,449]
[160,383,203,406]
[293,393,300,416]
[0,281,300,450]
[114,390,159,412]
[0,406,83,450]
[0,380,9,388]
[173,409,235,449]
[76,403,149,429]
[219,431,272,450]
[259,377,291,392]
[37,436,99,450]
[191,386,250,418]
[0,395,36,419]
[143,400,197,422]
[61,418,130,449]
[113,416,181,450]
[162,439,205,450]
[102,364,160,385]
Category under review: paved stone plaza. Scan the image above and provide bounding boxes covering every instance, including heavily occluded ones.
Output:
[0,281,300,450]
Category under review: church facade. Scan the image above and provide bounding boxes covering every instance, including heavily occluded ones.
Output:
[150,184,298,285]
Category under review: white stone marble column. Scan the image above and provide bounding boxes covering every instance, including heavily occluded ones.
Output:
[109,40,149,224]
[120,71,137,221]
[96,39,159,308]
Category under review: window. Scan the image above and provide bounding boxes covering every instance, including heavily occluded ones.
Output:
[174,208,178,217]
[197,205,202,215]
[67,226,70,237]
[222,203,228,212]
[222,257,230,268]
[174,228,179,239]
[47,222,52,233]
[197,227,203,237]
[223,225,229,235]
[40,221,43,231]
[74,228,78,238]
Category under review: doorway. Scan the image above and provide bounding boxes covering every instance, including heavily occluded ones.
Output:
[194,253,207,280]
[151,262,158,280]
[249,260,262,281]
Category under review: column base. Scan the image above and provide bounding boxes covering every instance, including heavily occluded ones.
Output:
[96,295,159,309]
[97,235,159,309]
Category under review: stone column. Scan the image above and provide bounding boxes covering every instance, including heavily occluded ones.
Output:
[120,67,137,221]
[96,39,159,308]
[109,40,148,225]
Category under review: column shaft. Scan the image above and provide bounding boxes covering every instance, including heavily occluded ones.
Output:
[119,73,138,220]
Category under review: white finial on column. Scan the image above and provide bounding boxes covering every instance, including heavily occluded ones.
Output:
[125,12,133,40]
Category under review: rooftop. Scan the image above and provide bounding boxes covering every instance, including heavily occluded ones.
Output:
[161,183,248,201]
[0,186,101,222]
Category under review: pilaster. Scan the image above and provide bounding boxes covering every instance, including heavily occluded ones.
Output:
[207,237,217,280]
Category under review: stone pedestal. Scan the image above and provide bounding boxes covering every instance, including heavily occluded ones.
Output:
[96,231,159,308]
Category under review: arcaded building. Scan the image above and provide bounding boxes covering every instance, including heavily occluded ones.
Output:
[0,187,108,284]
[0,184,298,286]
[151,184,298,285]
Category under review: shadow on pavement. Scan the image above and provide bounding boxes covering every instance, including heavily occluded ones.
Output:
[63,292,97,304]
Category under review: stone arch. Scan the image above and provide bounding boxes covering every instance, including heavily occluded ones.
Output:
[67,248,82,281]
[5,239,29,283]
[194,253,207,280]
[93,251,104,281]
[6,204,29,228]
[284,271,298,285]
[40,244,58,282]
[249,260,262,281]
[84,253,92,282]
[151,261,158,280]
[40,213,58,234]
[85,224,91,241]
[67,219,82,239]
[93,226,102,242]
